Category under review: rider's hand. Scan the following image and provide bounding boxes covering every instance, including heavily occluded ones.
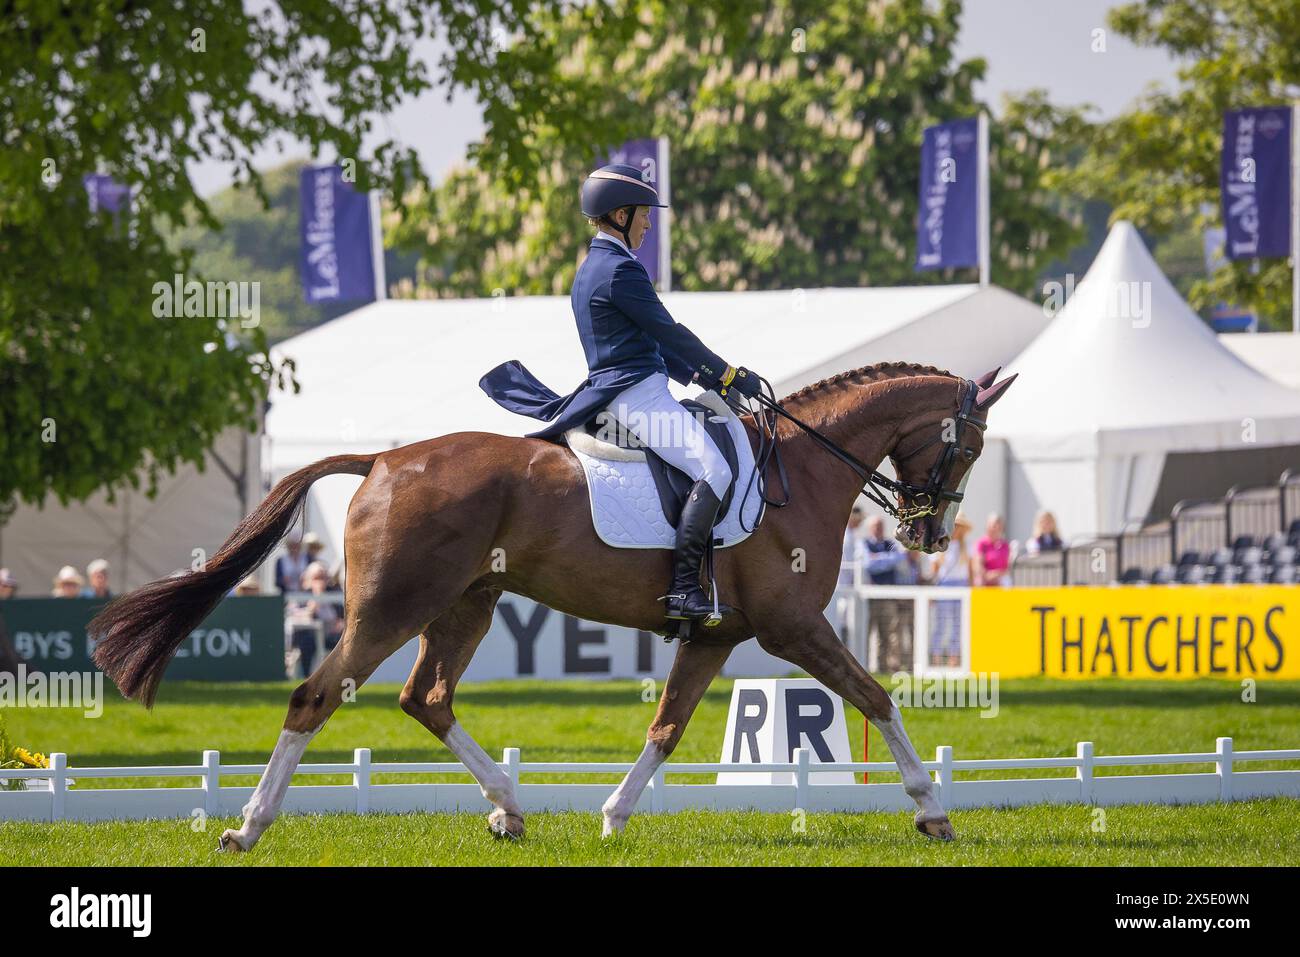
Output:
[730,366,762,398]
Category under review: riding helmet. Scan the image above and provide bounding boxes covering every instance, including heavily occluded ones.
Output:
[580,163,668,220]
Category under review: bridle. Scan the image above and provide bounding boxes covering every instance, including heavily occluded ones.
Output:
[731,374,986,528]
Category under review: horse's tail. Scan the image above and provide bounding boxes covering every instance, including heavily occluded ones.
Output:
[90,453,378,708]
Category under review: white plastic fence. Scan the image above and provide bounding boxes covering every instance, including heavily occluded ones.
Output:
[2,738,1297,823]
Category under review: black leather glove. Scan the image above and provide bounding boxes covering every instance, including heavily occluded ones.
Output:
[730,366,762,398]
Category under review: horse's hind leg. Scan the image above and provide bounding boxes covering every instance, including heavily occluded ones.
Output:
[219,615,415,853]
[756,614,955,841]
[398,584,522,838]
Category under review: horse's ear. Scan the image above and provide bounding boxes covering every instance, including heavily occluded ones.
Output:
[974,367,1001,390]
[976,374,1017,410]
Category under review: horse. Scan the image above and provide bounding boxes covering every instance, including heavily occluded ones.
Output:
[89,361,1015,851]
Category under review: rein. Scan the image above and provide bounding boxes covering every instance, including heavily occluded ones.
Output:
[730,374,985,526]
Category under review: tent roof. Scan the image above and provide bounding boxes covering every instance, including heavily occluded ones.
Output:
[266,283,1043,472]
[1220,331,1300,390]
[989,221,1300,458]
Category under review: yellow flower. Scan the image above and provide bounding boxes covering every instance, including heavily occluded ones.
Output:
[14,748,48,769]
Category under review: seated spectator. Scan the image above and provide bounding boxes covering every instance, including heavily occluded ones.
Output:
[0,569,17,600]
[275,535,308,595]
[52,566,84,598]
[973,513,1013,587]
[1024,511,1064,555]
[285,561,343,675]
[930,512,973,586]
[234,576,261,596]
[840,506,865,584]
[82,558,113,599]
[859,515,906,585]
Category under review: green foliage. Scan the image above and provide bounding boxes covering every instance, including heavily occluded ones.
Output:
[393,0,1087,300]
[0,0,611,513]
[1065,0,1300,328]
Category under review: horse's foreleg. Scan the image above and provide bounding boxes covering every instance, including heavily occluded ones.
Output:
[756,614,955,841]
[399,586,523,838]
[219,618,411,852]
[602,639,733,837]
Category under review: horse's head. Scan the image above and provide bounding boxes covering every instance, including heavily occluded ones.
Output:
[888,367,1016,554]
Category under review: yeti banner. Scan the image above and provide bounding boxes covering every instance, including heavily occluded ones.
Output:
[299,164,376,304]
[1221,107,1292,260]
[916,117,980,271]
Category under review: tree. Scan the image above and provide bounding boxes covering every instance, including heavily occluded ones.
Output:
[1064,0,1300,329]
[0,0,630,513]
[392,0,1086,299]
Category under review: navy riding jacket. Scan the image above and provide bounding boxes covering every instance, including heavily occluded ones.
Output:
[480,236,728,440]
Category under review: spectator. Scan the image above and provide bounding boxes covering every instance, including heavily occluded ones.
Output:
[275,535,308,595]
[859,515,907,585]
[973,513,1013,587]
[234,576,261,596]
[285,561,342,676]
[840,506,865,584]
[0,569,17,600]
[930,512,974,586]
[1024,510,1064,555]
[52,566,84,597]
[303,532,326,567]
[82,558,113,599]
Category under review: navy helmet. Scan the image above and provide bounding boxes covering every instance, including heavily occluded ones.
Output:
[581,164,667,243]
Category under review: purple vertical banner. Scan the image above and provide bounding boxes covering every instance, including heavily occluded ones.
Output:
[915,117,979,271]
[83,174,131,216]
[601,139,665,287]
[1221,107,1291,260]
[299,164,376,304]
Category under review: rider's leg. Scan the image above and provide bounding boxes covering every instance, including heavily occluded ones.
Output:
[605,374,733,623]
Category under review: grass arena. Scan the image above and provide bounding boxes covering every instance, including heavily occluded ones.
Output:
[3,676,1298,866]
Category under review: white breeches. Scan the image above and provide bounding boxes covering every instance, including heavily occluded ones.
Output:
[605,373,733,499]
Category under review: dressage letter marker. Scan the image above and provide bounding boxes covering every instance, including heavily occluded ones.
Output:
[717,679,854,785]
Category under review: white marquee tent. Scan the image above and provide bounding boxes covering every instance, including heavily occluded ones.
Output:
[985,221,1300,543]
[266,283,1048,556]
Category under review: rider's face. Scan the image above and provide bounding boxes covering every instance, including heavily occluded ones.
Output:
[616,206,652,249]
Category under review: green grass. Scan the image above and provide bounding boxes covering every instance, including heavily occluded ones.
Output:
[4,801,1298,866]
[3,677,1299,865]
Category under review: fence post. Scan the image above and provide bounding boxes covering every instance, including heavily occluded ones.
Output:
[1076,741,1094,804]
[354,748,371,814]
[49,752,67,822]
[650,764,666,813]
[202,750,221,816]
[793,748,810,810]
[503,747,521,795]
[1216,737,1233,802]
[935,746,953,804]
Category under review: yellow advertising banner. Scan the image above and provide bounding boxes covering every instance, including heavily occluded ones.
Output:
[970,586,1298,679]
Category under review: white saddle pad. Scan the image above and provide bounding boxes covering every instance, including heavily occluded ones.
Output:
[565,391,763,549]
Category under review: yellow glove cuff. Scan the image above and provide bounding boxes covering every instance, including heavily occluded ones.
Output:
[721,366,737,387]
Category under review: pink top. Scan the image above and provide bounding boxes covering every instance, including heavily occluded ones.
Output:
[975,536,1011,581]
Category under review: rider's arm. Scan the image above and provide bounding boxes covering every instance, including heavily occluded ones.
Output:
[609,258,730,386]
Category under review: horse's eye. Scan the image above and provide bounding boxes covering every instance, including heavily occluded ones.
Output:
[963,448,975,461]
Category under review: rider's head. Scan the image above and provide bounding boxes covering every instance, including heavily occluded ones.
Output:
[581,163,667,251]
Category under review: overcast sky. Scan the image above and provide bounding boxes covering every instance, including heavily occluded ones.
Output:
[189,0,1181,197]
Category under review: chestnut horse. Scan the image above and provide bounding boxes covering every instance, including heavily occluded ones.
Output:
[90,361,1015,851]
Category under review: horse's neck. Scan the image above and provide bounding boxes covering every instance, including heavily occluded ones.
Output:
[782,376,948,516]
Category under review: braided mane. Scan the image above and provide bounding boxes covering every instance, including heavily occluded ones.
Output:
[779,361,956,406]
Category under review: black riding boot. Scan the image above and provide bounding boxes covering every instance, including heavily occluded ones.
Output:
[663,480,734,626]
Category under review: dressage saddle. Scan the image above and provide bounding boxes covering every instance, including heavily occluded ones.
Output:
[571,397,740,528]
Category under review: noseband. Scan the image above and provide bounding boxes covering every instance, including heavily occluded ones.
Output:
[736,377,986,525]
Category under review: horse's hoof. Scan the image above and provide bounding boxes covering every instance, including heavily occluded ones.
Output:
[218,829,247,853]
[488,809,525,841]
[914,814,956,841]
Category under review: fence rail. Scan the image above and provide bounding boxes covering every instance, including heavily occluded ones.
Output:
[2,738,1297,823]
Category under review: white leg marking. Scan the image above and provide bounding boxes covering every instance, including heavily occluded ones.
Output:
[443,721,520,815]
[223,726,318,851]
[602,740,667,837]
[870,703,945,820]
